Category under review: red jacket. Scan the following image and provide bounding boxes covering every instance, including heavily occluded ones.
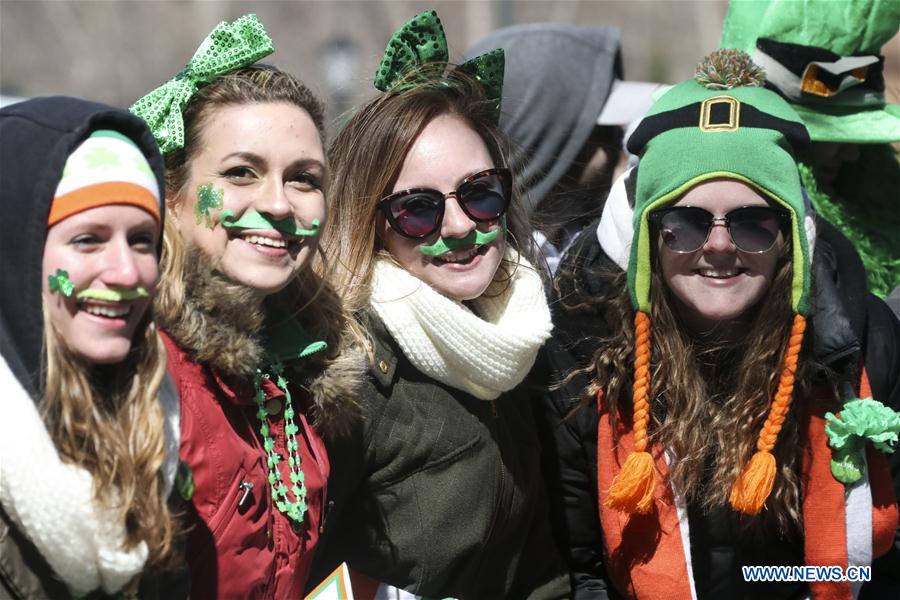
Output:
[163,331,331,599]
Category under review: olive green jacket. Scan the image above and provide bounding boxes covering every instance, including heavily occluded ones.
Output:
[308,314,569,599]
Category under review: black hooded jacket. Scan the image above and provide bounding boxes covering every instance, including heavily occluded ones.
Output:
[0,98,184,599]
[0,96,166,402]
[536,218,900,599]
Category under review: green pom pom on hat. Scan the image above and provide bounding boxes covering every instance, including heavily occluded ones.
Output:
[626,49,812,316]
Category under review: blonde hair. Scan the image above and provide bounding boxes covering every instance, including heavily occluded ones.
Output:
[40,303,175,567]
[322,65,540,316]
[156,64,350,367]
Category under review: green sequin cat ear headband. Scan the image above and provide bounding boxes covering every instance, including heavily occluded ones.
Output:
[130,14,274,154]
[374,10,505,123]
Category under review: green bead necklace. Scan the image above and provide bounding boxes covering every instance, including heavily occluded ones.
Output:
[253,361,307,527]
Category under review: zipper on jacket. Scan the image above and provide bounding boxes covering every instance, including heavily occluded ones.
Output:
[319,499,334,535]
[482,402,508,551]
[468,399,510,597]
[238,481,254,508]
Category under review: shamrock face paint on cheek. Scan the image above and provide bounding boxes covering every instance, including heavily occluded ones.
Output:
[42,205,160,365]
[195,183,224,228]
[48,269,75,297]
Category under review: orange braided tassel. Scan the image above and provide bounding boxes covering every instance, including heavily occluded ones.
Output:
[730,314,806,514]
[606,311,656,514]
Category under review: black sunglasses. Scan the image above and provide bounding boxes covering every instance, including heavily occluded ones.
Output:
[649,205,791,253]
[379,168,512,239]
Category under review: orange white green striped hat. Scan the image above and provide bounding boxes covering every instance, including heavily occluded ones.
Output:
[50,129,161,226]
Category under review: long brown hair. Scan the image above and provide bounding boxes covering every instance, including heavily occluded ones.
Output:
[156,65,350,367]
[322,64,540,317]
[563,237,825,536]
[40,303,175,567]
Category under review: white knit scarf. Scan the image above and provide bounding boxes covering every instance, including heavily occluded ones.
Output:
[0,354,180,596]
[370,250,553,400]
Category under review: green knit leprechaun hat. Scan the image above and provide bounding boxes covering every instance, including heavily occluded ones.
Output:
[720,0,900,144]
[606,49,813,516]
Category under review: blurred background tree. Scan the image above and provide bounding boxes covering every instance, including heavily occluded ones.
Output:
[1,0,897,136]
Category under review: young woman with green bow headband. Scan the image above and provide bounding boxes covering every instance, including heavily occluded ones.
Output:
[131,14,363,598]
[306,10,569,599]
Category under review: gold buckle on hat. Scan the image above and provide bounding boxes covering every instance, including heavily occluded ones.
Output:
[699,95,740,132]
[800,63,869,97]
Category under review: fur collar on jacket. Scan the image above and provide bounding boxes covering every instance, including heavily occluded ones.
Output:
[160,247,365,439]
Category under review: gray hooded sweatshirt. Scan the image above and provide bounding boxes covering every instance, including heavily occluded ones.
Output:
[464,23,622,214]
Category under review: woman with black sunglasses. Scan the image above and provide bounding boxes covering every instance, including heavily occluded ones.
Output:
[539,50,900,599]
[306,10,569,599]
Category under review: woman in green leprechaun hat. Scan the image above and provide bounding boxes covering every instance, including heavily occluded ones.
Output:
[720,0,900,300]
[539,49,900,599]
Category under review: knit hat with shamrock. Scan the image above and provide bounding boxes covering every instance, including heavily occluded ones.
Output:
[50,130,161,226]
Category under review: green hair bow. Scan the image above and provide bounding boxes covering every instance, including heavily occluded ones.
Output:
[374,10,505,122]
[130,14,274,154]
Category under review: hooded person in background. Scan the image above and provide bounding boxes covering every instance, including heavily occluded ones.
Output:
[464,24,661,275]
[720,0,900,299]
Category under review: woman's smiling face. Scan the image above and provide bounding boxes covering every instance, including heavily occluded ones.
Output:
[172,101,326,296]
[42,205,159,364]
[380,114,505,301]
[658,179,785,333]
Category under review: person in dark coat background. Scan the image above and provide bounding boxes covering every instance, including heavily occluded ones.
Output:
[465,23,661,274]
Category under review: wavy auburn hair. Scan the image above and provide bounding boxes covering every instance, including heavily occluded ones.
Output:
[322,64,540,317]
[41,303,174,567]
[563,235,827,536]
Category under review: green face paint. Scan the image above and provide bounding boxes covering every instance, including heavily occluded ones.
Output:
[220,209,320,237]
[48,269,74,297]
[76,287,149,302]
[418,226,502,257]
[195,183,224,228]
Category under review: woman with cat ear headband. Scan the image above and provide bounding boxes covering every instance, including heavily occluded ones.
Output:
[306,11,569,599]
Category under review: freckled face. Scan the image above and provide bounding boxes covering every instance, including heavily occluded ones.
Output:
[172,102,327,295]
[381,114,505,301]
[42,206,160,364]
[658,179,785,332]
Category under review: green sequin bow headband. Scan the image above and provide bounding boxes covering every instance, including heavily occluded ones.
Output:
[130,14,274,154]
[374,10,505,122]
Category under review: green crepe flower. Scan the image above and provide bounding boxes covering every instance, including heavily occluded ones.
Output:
[825,398,900,484]
[48,269,74,297]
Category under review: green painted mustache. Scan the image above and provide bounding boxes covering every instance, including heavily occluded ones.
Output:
[418,227,501,257]
[76,288,149,302]
[220,209,320,237]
